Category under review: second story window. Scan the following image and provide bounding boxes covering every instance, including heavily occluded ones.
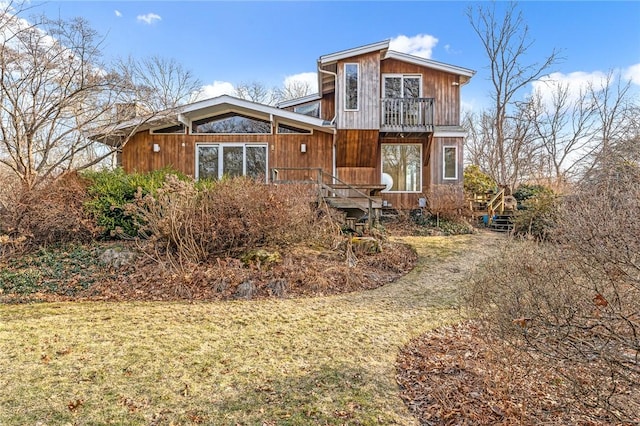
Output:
[344,63,359,111]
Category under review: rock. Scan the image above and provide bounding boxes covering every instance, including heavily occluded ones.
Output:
[99,247,135,269]
[351,236,381,254]
[241,249,281,268]
[267,279,288,298]
[235,280,256,299]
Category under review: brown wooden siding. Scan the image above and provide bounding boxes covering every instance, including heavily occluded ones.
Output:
[335,130,379,168]
[381,58,461,126]
[321,92,335,122]
[336,52,381,130]
[121,129,333,181]
[430,137,463,186]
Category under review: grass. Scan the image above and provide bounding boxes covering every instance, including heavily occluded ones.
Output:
[0,234,490,425]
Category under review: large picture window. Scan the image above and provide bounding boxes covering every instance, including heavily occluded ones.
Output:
[381,144,422,192]
[443,146,458,180]
[196,144,267,181]
[344,63,359,111]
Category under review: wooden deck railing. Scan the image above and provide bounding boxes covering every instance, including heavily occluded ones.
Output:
[270,167,379,228]
[486,188,506,225]
[380,97,434,131]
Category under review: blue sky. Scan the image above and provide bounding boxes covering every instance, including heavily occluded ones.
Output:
[23,1,640,110]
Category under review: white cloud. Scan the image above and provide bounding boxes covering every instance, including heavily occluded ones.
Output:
[389,34,438,59]
[530,71,608,107]
[624,63,640,86]
[137,13,161,25]
[283,72,318,94]
[114,10,122,18]
[197,80,236,100]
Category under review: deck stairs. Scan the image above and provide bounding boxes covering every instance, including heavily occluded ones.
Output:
[270,167,385,232]
[469,188,515,233]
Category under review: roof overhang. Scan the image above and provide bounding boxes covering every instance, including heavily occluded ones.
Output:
[275,93,322,109]
[318,40,390,65]
[434,126,468,138]
[384,51,476,85]
[90,95,335,145]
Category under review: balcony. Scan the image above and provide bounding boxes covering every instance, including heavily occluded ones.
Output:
[380,97,434,135]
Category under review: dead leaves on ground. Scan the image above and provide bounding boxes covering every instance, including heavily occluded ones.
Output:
[396,322,620,425]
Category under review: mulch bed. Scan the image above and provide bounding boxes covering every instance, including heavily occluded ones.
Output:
[0,240,417,303]
[396,322,624,425]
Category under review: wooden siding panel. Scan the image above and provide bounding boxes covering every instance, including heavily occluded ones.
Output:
[381,58,461,126]
[336,130,379,168]
[121,130,333,181]
[431,137,463,186]
[336,52,380,129]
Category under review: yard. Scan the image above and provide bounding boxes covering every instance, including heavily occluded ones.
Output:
[0,233,502,425]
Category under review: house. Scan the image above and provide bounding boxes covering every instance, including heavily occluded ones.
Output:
[94,40,474,212]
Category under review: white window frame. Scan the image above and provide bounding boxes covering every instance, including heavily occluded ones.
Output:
[343,63,360,111]
[189,113,272,136]
[442,145,458,180]
[275,122,313,135]
[381,74,422,98]
[195,143,269,181]
[380,143,423,193]
[293,101,321,118]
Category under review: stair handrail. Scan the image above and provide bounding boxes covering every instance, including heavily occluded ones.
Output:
[270,167,377,228]
[486,188,506,225]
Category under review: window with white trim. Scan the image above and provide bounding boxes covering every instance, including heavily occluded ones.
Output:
[293,102,320,118]
[443,146,458,180]
[192,113,271,134]
[381,144,422,192]
[344,63,359,111]
[196,144,268,181]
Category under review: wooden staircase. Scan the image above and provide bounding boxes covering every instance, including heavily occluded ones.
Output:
[469,188,515,233]
[270,168,385,231]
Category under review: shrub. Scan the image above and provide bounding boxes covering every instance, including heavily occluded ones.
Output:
[130,176,340,265]
[463,165,496,196]
[0,172,97,251]
[467,170,640,422]
[82,167,186,238]
[425,184,468,221]
[511,184,558,240]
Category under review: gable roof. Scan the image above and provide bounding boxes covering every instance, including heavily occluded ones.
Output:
[318,40,390,65]
[90,95,335,145]
[383,50,475,84]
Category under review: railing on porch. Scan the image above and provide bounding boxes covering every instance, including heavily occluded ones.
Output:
[270,167,379,229]
[486,188,506,225]
[380,97,435,132]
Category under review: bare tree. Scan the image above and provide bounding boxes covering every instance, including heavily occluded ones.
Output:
[234,81,277,105]
[0,10,123,189]
[525,81,598,185]
[275,79,313,102]
[115,55,202,112]
[466,2,561,189]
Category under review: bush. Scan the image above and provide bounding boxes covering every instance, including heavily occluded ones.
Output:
[82,167,186,238]
[130,176,340,265]
[463,165,496,196]
[425,184,468,221]
[0,172,97,251]
[467,170,640,422]
[511,184,558,240]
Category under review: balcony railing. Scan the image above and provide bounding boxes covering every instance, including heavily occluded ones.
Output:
[380,97,434,132]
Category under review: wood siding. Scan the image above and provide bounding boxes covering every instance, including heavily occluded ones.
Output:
[430,137,463,186]
[121,127,333,181]
[336,130,379,168]
[336,52,381,130]
[381,58,461,126]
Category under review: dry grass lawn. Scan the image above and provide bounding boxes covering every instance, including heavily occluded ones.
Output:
[0,233,503,425]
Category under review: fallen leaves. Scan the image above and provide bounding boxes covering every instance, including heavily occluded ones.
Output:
[396,322,620,425]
